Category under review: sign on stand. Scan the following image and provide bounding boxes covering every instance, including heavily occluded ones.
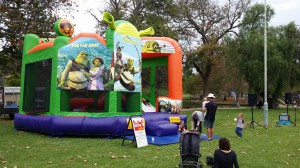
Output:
[132,117,148,148]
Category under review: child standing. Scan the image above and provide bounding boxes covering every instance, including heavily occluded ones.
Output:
[178,120,187,133]
[202,97,209,118]
[235,113,244,138]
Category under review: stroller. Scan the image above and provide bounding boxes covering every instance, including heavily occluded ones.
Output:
[179,131,202,168]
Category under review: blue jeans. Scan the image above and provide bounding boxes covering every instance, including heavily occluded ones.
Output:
[235,127,243,137]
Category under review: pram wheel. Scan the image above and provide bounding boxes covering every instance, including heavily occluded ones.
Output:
[179,163,202,168]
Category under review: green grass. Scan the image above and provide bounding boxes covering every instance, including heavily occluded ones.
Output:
[0,108,299,168]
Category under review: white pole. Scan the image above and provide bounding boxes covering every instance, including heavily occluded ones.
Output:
[264,0,268,127]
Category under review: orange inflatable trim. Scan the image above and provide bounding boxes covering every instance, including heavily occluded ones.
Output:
[27,42,54,54]
[141,37,182,100]
[68,33,106,45]
[27,33,107,54]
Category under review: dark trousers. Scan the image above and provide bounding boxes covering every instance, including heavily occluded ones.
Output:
[194,120,202,133]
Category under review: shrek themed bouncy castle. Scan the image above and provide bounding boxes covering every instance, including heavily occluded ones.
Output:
[14,12,185,145]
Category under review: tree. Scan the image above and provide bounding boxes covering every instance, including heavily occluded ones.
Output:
[89,0,127,36]
[227,4,300,108]
[91,0,178,39]
[173,0,252,96]
[223,38,249,106]
[184,42,226,96]
[183,74,202,97]
[0,0,77,86]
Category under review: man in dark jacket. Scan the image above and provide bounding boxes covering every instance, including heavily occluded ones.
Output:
[203,93,217,141]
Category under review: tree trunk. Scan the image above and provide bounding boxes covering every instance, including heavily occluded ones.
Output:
[236,93,240,108]
[194,63,212,97]
[202,78,209,97]
[268,97,278,109]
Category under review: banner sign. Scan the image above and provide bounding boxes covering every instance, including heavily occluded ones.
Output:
[57,37,113,91]
[142,40,175,53]
[126,118,145,129]
[112,33,141,92]
[157,96,182,114]
[132,117,148,148]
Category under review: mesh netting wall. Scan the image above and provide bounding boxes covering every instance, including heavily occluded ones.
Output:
[23,59,52,113]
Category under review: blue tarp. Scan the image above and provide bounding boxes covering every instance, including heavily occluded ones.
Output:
[200,134,220,141]
[125,133,220,146]
[126,134,181,146]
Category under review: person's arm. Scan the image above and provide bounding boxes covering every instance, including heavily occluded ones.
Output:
[203,106,208,120]
[59,60,72,87]
[203,102,208,114]
[178,125,182,132]
[134,65,140,74]
[202,106,207,113]
[190,121,194,130]
[241,119,245,128]
[195,120,200,131]
[82,70,92,77]
[190,113,195,130]
[233,151,239,168]
[202,102,204,108]
[213,150,219,168]
[183,125,187,132]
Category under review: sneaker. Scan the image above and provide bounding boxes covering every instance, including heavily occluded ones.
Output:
[208,138,213,141]
[238,137,241,138]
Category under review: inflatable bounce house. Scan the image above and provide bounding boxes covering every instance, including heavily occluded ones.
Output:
[14,12,186,145]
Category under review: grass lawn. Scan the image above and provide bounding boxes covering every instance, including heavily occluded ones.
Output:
[0,108,299,168]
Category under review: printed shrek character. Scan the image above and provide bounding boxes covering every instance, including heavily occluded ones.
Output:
[87,57,104,90]
[103,12,154,80]
[115,58,140,91]
[115,41,124,74]
[142,40,162,53]
[58,51,91,90]
[103,12,155,50]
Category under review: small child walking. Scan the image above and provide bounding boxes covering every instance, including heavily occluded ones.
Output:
[178,120,187,133]
[235,113,244,138]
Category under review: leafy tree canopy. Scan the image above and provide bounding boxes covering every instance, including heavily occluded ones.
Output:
[174,0,252,96]
[92,0,179,40]
[226,4,300,108]
[0,0,77,86]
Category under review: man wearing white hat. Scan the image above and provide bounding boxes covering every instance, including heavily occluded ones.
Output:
[203,93,218,141]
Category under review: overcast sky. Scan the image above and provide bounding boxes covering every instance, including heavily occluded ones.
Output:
[256,0,299,26]
[69,0,300,36]
[69,0,104,35]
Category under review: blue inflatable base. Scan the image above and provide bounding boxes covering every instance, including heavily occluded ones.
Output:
[14,113,187,137]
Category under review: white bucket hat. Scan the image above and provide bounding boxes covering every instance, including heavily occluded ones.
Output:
[207,93,215,98]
